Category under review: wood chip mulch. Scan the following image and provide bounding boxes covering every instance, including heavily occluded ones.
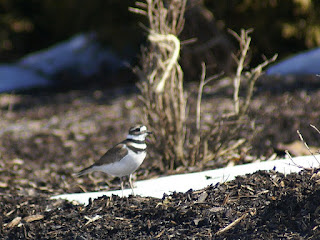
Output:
[1,169,320,239]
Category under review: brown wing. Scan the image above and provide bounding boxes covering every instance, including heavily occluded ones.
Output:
[93,142,128,166]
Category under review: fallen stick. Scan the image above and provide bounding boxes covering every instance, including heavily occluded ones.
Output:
[215,212,248,236]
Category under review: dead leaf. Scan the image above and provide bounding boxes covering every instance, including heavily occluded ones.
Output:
[24,214,44,223]
[6,217,21,228]
[196,191,208,203]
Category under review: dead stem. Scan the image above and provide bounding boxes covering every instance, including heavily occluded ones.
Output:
[215,212,249,235]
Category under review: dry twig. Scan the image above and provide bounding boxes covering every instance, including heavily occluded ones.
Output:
[229,29,252,115]
[196,63,222,131]
[311,124,320,135]
[215,212,249,235]
[297,129,320,165]
[229,29,277,116]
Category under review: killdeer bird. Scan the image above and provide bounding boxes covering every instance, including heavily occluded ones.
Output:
[76,125,152,196]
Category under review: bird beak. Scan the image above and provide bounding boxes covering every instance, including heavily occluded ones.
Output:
[147,131,153,135]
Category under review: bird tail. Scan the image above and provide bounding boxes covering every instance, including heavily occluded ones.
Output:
[75,165,94,177]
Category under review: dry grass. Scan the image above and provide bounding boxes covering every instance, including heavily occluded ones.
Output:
[130,0,187,171]
[130,0,277,172]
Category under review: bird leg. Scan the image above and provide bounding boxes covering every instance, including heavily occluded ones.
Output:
[129,174,135,196]
[120,177,124,197]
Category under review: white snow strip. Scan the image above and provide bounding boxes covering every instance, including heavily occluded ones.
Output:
[19,33,122,77]
[0,33,124,93]
[51,154,320,205]
[266,47,320,75]
[0,65,51,92]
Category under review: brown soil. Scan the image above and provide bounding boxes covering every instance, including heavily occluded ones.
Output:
[1,77,320,239]
[2,169,320,239]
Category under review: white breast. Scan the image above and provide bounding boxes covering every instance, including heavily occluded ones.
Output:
[98,149,146,177]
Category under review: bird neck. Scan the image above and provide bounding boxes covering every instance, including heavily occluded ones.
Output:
[126,134,146,142]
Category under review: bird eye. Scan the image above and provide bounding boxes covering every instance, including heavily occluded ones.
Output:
[135,127,140,132]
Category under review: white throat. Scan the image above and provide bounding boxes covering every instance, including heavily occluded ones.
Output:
[126,133,147,141]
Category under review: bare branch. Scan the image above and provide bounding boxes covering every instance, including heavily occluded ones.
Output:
[241,53,277,114]
[216,212,249,235]
[310,124,320,135]
[231,29,251,115]
[196,64,222,130]
[297,130,320,165]
[196,62,206,131]
[128,7,147,16]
